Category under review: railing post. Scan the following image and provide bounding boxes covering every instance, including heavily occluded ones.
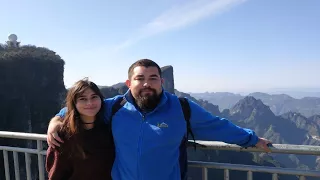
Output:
[37,140,45,180]
[224,169,229,180]
[272,173,278,180]
[247,171,252,180]
[13,151,20,180]
[3,150,10,180]
[202,167,208,180]
[299,176,306,180]
[25,152,32,180]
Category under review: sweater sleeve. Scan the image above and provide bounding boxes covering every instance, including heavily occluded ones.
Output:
[46,146,72,180]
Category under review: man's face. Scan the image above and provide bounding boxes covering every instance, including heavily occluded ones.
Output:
[126,66,163,110]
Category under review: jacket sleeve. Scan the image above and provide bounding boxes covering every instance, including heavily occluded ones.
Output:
[187,98,259,147]
[55,107,67,118]
[46,146,72,180]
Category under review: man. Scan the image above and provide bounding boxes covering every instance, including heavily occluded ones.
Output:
[47,59,271,180]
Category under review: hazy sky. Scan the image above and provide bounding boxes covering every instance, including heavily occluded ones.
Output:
[1,0,319,93]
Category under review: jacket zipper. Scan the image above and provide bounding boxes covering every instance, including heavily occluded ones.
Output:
[138,113,145,180]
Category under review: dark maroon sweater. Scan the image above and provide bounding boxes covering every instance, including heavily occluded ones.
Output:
[46,125,115,180]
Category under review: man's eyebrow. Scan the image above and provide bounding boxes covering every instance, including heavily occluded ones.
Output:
[135,74,145,78]
[150,74,159,78]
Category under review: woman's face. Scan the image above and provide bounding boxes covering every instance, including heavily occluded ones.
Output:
[75,88,102,118]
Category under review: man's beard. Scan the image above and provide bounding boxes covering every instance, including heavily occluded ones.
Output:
[136,88,161,112]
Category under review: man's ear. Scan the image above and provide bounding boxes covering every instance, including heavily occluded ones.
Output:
[125,79,131,88]
[161,78,164,85]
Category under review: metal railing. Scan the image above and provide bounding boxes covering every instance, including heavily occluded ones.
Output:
[1,131,320,180]
[0,131,47,180]
[189,141,320,180]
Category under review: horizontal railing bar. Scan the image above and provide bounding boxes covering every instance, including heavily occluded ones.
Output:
[0,146,47,155]
[190,140,320,155]
[189,161,320,177]
[0,131,47,141]
[1,131,320,156]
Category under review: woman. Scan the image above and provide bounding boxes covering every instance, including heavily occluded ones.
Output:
[46,78,115,180]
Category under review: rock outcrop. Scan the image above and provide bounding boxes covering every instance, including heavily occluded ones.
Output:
[161,65,174,94]
[0,45,66,180]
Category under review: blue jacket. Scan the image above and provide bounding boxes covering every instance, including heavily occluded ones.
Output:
[56,90,258,180]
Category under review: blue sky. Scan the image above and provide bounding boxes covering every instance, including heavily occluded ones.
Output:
[1,0,320,93]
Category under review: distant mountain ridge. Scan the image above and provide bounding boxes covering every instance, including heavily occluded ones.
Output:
[191,92,320,117]
[177,92,320,179]
[224,96,320,173]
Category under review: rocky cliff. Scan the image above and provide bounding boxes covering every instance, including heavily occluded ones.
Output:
[161,65,174,94]
[0,45,66,180]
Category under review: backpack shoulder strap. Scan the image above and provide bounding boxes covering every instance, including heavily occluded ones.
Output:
[110,97,127,124]
[179,97,191,121]
[178,97,197,150]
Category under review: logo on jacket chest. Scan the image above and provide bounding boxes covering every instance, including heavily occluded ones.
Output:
[157,122,169,128]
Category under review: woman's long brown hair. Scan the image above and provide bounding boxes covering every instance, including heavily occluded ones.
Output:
[60,78,105,158]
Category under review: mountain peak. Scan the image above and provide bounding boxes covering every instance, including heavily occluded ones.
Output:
[234,96,266,109]
[230,96,274,118]
[161,65,174,94]
[161,65,173,71]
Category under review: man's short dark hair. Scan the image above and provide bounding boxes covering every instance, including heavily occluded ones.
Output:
[128,59,162,79]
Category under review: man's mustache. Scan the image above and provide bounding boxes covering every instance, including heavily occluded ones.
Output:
[140,88,156,93]
[139,88,157,96]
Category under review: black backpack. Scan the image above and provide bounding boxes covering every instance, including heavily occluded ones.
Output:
[110,97,196,180]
